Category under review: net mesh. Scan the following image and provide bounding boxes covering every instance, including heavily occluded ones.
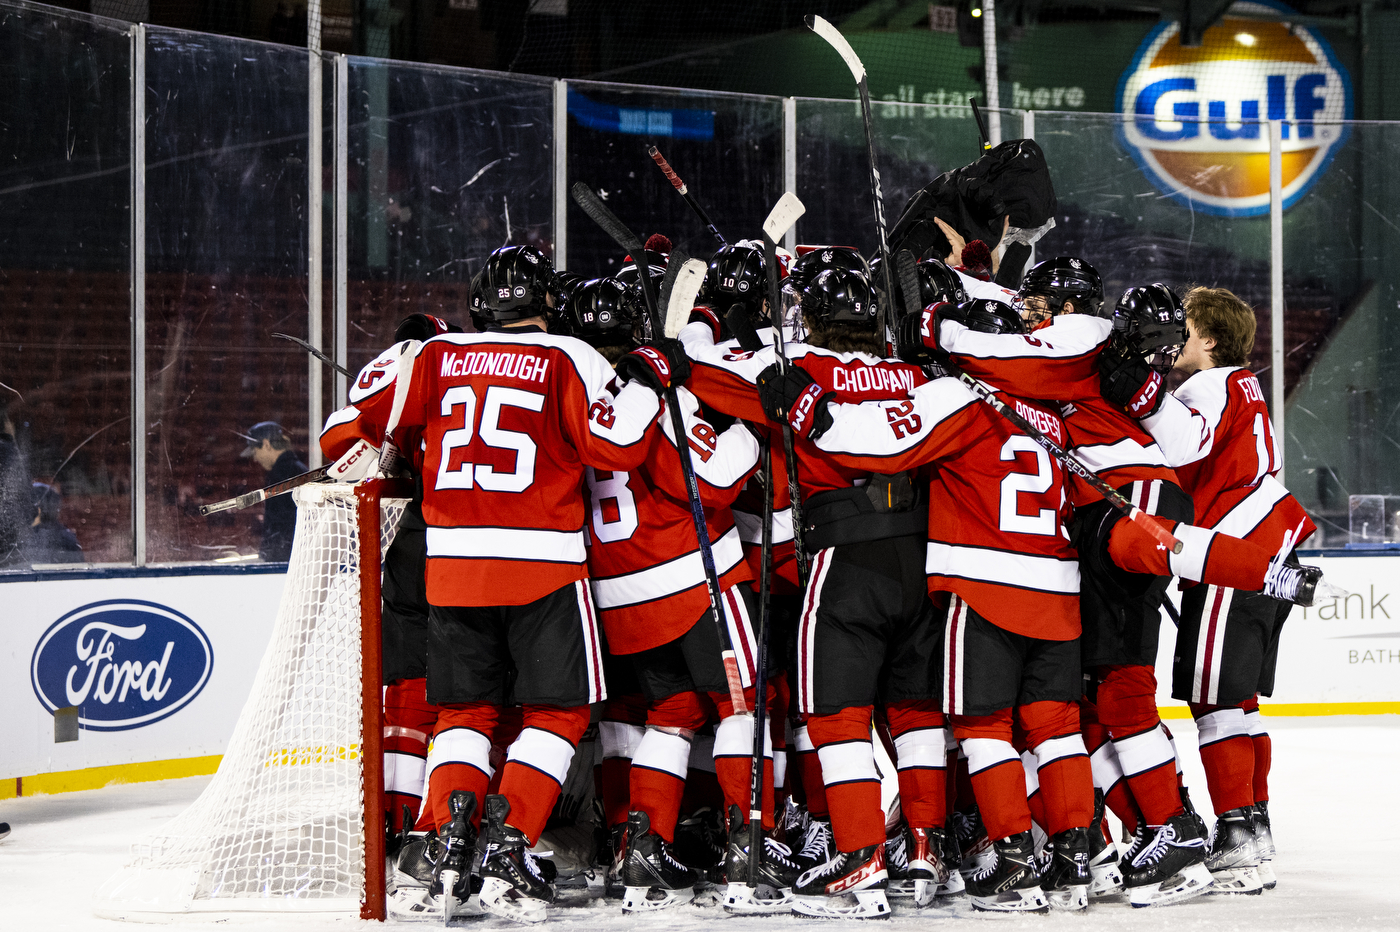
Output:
[94,484,406,917]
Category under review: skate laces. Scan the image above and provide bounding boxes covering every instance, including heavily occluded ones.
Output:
[763,837,797,868]
[800,819,833,863]
[886,835,908,871]
[1131,823,1200,868]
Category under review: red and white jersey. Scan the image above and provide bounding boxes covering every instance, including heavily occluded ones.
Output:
[679,320,928,499]
[584,385,759,654]
[956,269,1018,306]
[382,329,661,607]
[320,340,415,463]
[814,379,1082,641]
[1142,366,1315,552]
[940,314,1178,499]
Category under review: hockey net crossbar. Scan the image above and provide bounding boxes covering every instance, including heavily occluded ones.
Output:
[95,479,410,921]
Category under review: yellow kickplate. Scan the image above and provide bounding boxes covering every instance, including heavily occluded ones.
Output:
[1,755,222,800]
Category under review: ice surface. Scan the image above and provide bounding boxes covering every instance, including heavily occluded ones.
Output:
[2,715,1397,931]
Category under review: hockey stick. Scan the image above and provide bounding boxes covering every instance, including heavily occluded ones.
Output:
[744,192,805,885]
[892,251,1183,554]
[198,464,331,516]
[571,181,750,715]
[648,145,727,246]
[664,258,709,339]
[273,332,354,378]
[655,245,690,341]
[969,97,992,153]
[760,192,810,589]
[807,15,896,352]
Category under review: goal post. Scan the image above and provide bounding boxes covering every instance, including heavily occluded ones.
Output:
[94,478,412,922]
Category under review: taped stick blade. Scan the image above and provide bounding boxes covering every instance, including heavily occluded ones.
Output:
[570,182,644,256]
[761,191,806,245]
[664,259,708,338]
[806,15,866,83]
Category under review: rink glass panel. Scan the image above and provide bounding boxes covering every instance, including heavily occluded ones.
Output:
[141,27,311,564]
[342,60,554,373]
[0,0,132,569]
[565,81,784,277]
[794,98,1024,255]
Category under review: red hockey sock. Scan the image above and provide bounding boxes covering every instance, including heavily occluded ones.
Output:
[384,677,437,834]
[425,701,500,832]
[1024,753,1047,833]
[496,705,590,844]
[1097,665,1182,825]
[887,699,948,829]
[793,723,829,818]
[808,706,884,851]
[1019,701,1093,837]
[952,710,1032,841]
[600,756,633,828]
[1190,704,1254,814]
[629,691,708,841]
[712,707,774,830]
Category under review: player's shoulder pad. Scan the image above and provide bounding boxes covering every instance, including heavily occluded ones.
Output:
[1173,365,1238,410]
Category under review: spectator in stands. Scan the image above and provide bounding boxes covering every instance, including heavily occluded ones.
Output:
[0,408,30,569]
[241,421,306,562]
[24,482,83,565]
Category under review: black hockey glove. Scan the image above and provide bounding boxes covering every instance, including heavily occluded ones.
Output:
[756,362,833,442]
[617,338,691,395]
[1098,340,1165,417]
[897,302,960,366]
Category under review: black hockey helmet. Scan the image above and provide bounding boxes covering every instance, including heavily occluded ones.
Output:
[479,245,557,323]
[394,313,462,343]
[567,278,641,349]
[616,250,667,291]
[1016,256,1105,319]
[917,258,968,307]
[1110,283,1187,371]
[468,270,489,331]
[701,242,766,308]
[801,267,879,330]
[953,298,1027,335]
[786,246,869,296]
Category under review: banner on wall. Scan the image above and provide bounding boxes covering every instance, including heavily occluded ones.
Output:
[1,573,284,780]
[1117,0,1352,217]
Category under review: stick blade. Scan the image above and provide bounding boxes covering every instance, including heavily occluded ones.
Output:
[761,192,806,245]
[570,182,644,256]
[806,15,866,83]
[664,259,708,338]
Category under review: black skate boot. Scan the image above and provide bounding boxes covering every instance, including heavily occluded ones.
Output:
[1181,786,1210,840]
[620,810,701,912]
[793,814,838,873]
[952,806,993,880]
[792,844,891,919]
[1205,807,1262,895]
[965,831,1048,912]
[1086,789,1124,897]
[721,804,801,914]
[883,829,911,900]
[936,820,966,898]
[1037,827,1091,911]
[1252,802,1277,890]
[1262,558,1328,606]
[387,829,447,921]
[431,791,481,923]
[1123,811,1213,907]
[903,825,954,906]
[477,794,553,923]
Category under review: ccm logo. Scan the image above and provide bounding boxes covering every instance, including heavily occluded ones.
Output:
[1129,372,1163,415]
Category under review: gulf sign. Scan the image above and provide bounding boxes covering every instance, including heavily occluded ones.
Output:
[1116,1,1351,216]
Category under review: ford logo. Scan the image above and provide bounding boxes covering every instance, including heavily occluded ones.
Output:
[30,600,214,732]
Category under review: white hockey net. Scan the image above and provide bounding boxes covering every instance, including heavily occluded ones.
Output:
[95,483,407,919]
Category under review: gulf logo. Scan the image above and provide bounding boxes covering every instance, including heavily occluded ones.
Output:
[1116,0,1351,217]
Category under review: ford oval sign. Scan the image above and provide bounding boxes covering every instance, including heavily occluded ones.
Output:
[31,600,214,732]
[1117,0,1351,216]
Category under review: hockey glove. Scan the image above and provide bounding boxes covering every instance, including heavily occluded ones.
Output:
[688,305,723,342]
[756,363,834,442]
[897,301,956,366]
[1098,341,1165,417]
[327,438,379,482]
[617,338,691,395]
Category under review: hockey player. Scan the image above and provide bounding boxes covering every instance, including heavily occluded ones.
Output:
[1098,285,1317,894]
[910,267,1323,907]
[801,297,1098,914]
[565,277,769,912]
[686,267,957,919]
[368,245,681,923]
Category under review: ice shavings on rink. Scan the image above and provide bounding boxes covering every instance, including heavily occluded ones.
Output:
[2,716,1397,932]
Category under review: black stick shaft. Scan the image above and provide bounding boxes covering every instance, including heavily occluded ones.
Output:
[970,97,992,152]
[747,436,773,886]
[198,465,331,515]
[648,146,727,245]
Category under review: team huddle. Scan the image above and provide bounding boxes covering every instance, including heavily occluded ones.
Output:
[317,230,1328,923]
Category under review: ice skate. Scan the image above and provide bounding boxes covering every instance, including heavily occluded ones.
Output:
[673,805,727,881]
[903,826,953,906]
[883,830,913,899]
[477,794,553,923]
[431,792,481,924]
[620,810,700,912]
[1262,558,1335,606]
[1123,812,1213,907]
[965,831,1048,912]
[1253,802,1277,889]
[1086,790,1123,897]
[1205,807,1263,895]
[792,844,892,919]
[935,823,966,898]
[721,805,801,914]
[1037,827,1090,911]
[794,814,838,873]
[951,807,993,879]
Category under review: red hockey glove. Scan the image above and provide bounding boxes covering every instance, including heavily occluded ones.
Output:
[687,305,723,342]
[1098,341,1165,417]
[897,301,959,366]
[617,338,691,395]
[756,363,833,442]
